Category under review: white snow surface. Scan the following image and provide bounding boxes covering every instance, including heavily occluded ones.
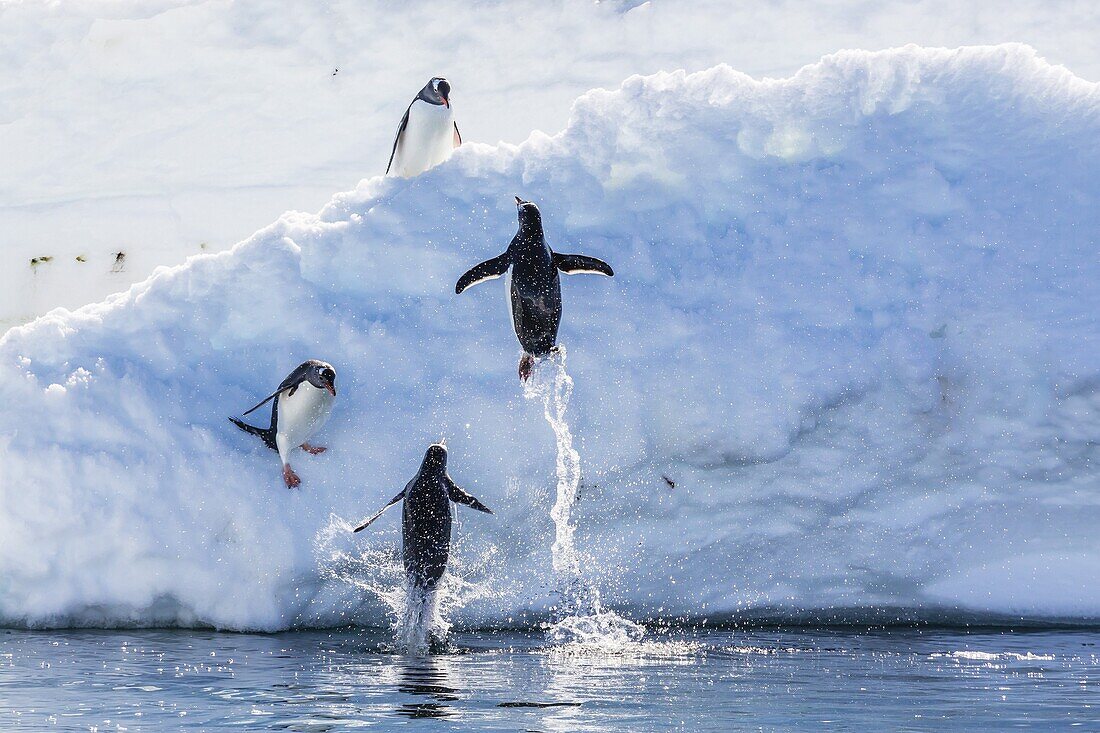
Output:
[4,0,1100,327]
[1,44,1098,630]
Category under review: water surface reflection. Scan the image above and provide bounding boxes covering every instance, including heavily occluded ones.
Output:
[0,628,1096,731]
[395,655,460,719]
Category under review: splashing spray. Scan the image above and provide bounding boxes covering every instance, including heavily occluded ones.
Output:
[396,585,445,653]
[314,516,496,654]
[524,347,644,647]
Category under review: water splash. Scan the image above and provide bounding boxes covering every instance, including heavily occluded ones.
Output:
[314,516,496,654]
[523,347,645,647]
[396,585,445,654]
[525,349,582,586]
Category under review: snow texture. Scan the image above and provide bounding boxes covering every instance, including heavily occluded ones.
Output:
[4,0,1100,327]
[0,44,1098,630]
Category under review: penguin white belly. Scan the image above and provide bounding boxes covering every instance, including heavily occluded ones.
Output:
[391,101,456,178]
[275,382,334,464]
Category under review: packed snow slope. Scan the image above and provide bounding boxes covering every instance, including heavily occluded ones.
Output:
[4,0,1100,328]
[1,45,1098,630]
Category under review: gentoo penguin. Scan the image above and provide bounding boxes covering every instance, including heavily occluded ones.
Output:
[352,443,492,593]
[455,197,615,380]
[229,360,337,489]
[386,77,462,178]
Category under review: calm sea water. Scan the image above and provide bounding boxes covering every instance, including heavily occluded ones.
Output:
[1,627,1096,731]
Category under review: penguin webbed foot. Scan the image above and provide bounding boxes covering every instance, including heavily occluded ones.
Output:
[518,353,535,382]
[283,464,302,489]
[301,443,327,455]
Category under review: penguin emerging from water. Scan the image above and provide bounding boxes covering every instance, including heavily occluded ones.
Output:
[455,196,615,380]
[352,442,492,593]
[229,360,337,489]
[386,77,462,178]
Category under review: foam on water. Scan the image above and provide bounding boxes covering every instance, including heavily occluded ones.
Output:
[930,651,1057,662]
[523,348,645,648]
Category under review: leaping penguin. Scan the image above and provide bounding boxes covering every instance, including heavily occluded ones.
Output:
[455,197,614,380]
[386,77,462,178]
[352,442,493,593]
[229,360,337,489]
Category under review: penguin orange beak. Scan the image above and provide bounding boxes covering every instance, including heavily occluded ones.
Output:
[326,383,336,397]
[442,95,450,108]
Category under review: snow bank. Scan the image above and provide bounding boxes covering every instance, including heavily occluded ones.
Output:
[4,0,1100,327]
[1,45,1098,630]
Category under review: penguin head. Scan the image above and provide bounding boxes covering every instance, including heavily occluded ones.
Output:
[420,77,451,107]
[305,360,337,397]
[514,196,542,231]
[422,442,448,473]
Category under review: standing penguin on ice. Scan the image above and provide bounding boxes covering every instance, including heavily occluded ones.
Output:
[229,360,337,489]
[386,77,462,178]
[455,197,615,380]
[352,443,492,594]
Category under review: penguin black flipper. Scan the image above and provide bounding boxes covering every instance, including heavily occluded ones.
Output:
[552,253,614,277]
[385,104,412,175]
[444,476,493,514]
[241,362,315,416]
[455,252,511,294]
[241,391,278,417]
[453,122,462,147]
[352,481,412,532]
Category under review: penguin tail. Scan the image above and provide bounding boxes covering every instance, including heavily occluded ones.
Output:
[229,417,278,452]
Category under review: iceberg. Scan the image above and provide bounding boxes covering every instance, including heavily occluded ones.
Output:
[0,44,1097,629]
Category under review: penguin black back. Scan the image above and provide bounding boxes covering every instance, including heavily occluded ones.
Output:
[455,196,615,379]
[352,444,493,592]
[402,445,454,590]
[508,198,561,357]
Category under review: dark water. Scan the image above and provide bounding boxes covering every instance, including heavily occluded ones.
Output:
[1,627,1097,731]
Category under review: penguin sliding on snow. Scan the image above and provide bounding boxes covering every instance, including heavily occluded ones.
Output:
[455,197,615,380]
[229,360,337,489]
[386,77,462,178]
[352,442,493,593]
